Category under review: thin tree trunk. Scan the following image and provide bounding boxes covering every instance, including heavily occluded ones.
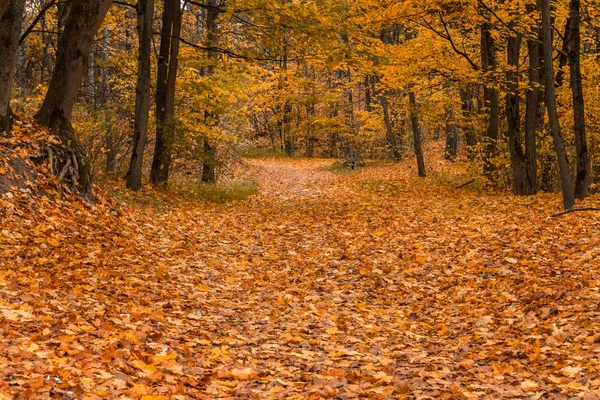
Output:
[408,87,426,177]
[381,94,402,161]
[150,0,181,185]
[34,0,113,196]
[0,0,26,133]
[105,123,116,172]
[445,106,458,161]
[541,0,574,209]
[201,0,223,183]
[126,0,154,191]
[523,33,543,195]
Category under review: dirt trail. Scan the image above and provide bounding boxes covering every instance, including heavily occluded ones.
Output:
[244,158,339,198]
[2,158,600,398]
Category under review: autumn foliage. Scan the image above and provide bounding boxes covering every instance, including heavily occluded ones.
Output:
[2,0,600,398]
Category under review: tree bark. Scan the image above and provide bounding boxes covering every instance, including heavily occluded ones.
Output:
[126,0,154,191]
[523,33,543,195]
[408,87,426,177]
[541,0,574,210]
[0,0,26,134]
[34,0,113,196]
[565,0,589,199]
[0,2,9,21]
[506,32,535,195]
[201,0,224,183]
[150,0,181,185]
[480,21,499,183]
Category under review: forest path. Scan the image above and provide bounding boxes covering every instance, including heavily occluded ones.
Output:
[243,158,340,198]
[3,157,600,398]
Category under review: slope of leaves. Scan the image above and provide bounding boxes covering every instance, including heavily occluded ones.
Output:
[1,140,600,399]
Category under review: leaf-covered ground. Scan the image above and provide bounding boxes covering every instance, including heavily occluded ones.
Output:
[2,140,600,398]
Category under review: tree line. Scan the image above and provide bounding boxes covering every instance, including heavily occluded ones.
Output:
[0,0,599,209]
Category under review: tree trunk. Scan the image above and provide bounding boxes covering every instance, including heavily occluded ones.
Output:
[459,87,477,158]
[34,0,113,196]
[201,0,223,184]
[523,34,543,195]
[565,0,589,199]
[126,0,154,191]
[105,123,116,173]
[381,94,402,161]
[408,88,426,177]
[480,21,499,183]
[150,0,181,185]
[0,0,26,134]
[444,106,458,161]
[506,32,533,195]
[541,0,574,209]
[0,2,9,20]
[201,139,217,183]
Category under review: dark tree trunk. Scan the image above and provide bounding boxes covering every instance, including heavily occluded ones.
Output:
[283,101,293,155]
[0,0,26,134]
[523,33,543,195]
[506,32,535,195]
[541,0,574,210]
[408,88,426,177]
[201,140,216,183]
[150,0,181,185]
[565,0,589,199]
[126,0,154,191]
[459,87,477,152]
[480,21,499,183]
[381,94,402,161]
[34,0,113,196]
[444,107,458,161]
[0,2,9,20]
[201,0,223,184]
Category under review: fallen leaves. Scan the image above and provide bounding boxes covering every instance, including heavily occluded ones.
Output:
[2,136,600,397]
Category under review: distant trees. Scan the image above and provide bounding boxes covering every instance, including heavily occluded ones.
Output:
[0,0,598,209]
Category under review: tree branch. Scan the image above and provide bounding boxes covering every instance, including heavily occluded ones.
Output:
[420,15,480,71]
[19,0,58,45]
[113,1,137,10]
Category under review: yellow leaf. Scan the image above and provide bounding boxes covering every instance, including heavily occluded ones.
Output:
[198,283,209,292]
[133,360,157,374]
[438,324,450,336]
[521,380,538,391]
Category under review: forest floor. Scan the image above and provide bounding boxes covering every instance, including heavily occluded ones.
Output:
[2,135,600,398]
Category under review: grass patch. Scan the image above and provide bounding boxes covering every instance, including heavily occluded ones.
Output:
[175,180,260,203]
[321,161,358,175]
